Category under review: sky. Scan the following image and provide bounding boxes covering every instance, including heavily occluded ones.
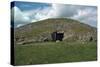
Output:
[11,1,97,28]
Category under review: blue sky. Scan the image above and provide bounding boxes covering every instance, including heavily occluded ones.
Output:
[11,1,97,28]
[14,1,51,11]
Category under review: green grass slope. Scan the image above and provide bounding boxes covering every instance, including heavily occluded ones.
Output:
[14,18,97,44]
[15,41,97,65]
[14,18,97,65]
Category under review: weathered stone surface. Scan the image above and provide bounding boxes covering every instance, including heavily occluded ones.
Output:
[14,18,97,44]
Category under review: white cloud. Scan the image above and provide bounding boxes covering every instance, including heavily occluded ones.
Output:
[16,24,24,28]
[11,6,52,27]
[31,7,51,21]
[72,7,97,27]
[50,4,78,18]
[47,4,97,27]
[11,6,31,27]
[12,4,97,28]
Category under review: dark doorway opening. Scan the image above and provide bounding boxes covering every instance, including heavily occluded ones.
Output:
[51,31,64,41]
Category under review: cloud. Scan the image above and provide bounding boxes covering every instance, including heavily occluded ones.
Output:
[11,6,51,27]
[11,6,31,27]
[49,4,97,27]
[31,6,52,21]
[49,4,78,18]
[72,7,97,27]
[12,3,97,28]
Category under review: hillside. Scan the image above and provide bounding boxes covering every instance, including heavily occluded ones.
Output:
[14,18,97,65]
[14,18,97,44]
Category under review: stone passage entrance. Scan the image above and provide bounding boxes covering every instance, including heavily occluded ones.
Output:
[51,31,64,41]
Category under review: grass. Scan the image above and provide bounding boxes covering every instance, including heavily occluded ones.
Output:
[15,18,97,43]
[15,41,97,65]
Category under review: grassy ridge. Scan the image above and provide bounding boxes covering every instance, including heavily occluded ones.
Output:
[15,18,97,42]
[15,41,97,65]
